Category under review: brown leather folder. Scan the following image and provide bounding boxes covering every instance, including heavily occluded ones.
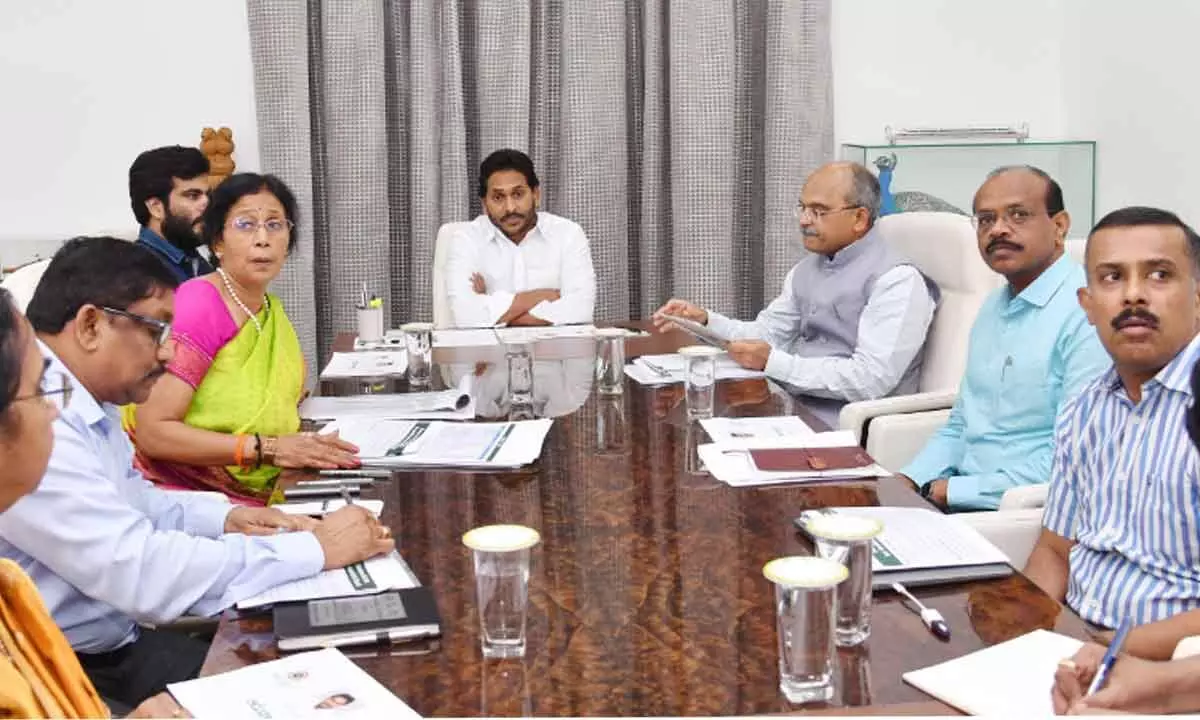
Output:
[748,446,875,472]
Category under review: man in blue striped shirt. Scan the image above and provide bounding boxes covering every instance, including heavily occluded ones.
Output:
[1028,206,1200,660]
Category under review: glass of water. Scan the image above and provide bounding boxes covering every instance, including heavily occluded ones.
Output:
[506,342,534,408]
[763,555,848,704]
[679,345,721,419]
[805,514,884,647]
[593,327,626,395]
[595,393,628,453]
[400,321,434,387]
[462,524,541,658]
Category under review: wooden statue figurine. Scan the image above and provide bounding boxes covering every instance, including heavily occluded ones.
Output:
[200,127,235,188]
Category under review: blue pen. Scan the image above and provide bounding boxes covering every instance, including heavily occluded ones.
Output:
[1086,619,1132,696]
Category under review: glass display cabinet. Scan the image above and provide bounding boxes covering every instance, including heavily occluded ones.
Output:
[840,140,1097,227]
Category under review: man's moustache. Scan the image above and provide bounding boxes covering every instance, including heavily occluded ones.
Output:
[1111,308,1160,330]
[986,238,1022,253]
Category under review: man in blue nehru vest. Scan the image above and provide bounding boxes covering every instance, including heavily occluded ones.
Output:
[654,161,939,426]
[128,146,213,282]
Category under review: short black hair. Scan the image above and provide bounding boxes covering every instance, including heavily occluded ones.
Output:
[128,146,210,225]
[983,165,1065,216]
[1088,206,1200,277]
[0,288,23,422]
[478,149,539,198]
[26,237,180,335]
[202,173,300,256]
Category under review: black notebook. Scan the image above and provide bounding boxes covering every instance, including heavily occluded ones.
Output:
[273,586,442,652]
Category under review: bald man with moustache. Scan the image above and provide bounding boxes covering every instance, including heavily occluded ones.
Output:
[654,162,939,425]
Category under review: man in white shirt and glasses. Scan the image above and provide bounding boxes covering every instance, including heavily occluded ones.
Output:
[654,161,939,425]
[445,148,596,328]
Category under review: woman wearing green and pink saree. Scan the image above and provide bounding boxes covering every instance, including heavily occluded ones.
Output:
[127,173,359,505]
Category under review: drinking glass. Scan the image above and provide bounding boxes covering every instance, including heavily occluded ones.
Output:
[679,345,722,419]
[506,342,534,408]
[763,556,848,704]
[400,321,434,387]
[805,514,884,647]
[593,328,626,395]
[463,524,541,659]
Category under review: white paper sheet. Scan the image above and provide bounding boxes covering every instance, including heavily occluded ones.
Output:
[275,499,384,517]
[659,314,729,348]
[697,431,891,486]
[236,551,419,610]
[903,630,1084,716]
[797,506,1009,572]
[432,327,500,348]
[319,351,408,379]
[700,416,813,442]
[495,324,597,344]
[169,647,422,720]
[332,418,554,469]
[301,376,475,421]
[625,352,766,385]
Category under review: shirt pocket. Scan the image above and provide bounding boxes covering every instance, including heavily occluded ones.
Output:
[995,350,1057,431]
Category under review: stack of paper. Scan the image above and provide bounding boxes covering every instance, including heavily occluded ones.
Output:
[625,352,765,385]
[319,350,407,379]
[169,647,422,719]
[903,629,1084,715]
[697,430,890,486]
[237,551,419,610]
[331,417,554,469]
[300,376,475,421]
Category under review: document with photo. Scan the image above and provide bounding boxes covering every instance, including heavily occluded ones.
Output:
[237,551,419,610]
[169,647,422,719]
[319,351,408,379]
[331,418,554,469]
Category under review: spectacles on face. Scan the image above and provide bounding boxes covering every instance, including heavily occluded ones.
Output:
[971,206,1044,233]
[793,204,861,221]
[100,306,173,346]
[228,216,294,236]
[13,372,73,411]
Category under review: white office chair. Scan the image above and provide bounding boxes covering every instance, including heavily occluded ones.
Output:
[432,221,472,329]
[2,259,51,313]
[839,212,1001,459]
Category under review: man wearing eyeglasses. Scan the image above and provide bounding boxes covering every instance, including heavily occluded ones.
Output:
[895,166,1109,511]
[653,161,939,425]
[0,237,394,707]
[129,146,213,282]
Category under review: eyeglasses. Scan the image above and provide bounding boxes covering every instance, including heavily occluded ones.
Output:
[228,217,294,236]
[970,207,1044,233]
[793,204,861,220]
[13,374,73,411]
[100,306,173,346]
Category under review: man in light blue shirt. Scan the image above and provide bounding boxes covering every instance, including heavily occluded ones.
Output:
[898,167,1109,511]
[1029,207,1200,661]
[0,237,393,708]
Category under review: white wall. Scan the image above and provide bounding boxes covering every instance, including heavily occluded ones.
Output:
[0,0,259,262]
[1061,0,1200,223]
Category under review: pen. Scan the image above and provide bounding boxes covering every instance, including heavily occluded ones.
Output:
[339,481,355,508]
[1086,619,1132,696]
[892,582,951,640]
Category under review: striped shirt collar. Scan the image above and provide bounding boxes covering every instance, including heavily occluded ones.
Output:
[1099,331,1200,397]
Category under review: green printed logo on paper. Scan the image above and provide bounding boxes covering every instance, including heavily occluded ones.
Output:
[871,540,902,568]
[344,562,378,591]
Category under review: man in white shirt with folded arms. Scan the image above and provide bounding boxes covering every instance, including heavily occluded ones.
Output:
[445,148,596,327]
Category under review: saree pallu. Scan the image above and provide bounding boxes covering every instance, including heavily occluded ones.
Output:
[0,560,110,718]
[126,290,304,505]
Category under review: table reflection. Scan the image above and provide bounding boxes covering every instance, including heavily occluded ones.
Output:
[440,357,595,420]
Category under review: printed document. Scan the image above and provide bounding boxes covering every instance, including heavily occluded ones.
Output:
[332,418,554,469]
[700,416,813,443]
[301,376,474,421]
[275,499,384,517]
[237,551,419,610]
[169,647,422,719]
[319,351,407,379]
[495,324,597,344]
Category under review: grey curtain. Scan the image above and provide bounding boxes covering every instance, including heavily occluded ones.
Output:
[247,0,832,367]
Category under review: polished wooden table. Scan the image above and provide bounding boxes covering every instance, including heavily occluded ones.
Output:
[201,326,1090,716]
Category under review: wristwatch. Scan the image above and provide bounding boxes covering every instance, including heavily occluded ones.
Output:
[919,482,936,501]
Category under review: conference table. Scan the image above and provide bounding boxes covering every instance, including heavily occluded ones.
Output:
[200,324,1092,716]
